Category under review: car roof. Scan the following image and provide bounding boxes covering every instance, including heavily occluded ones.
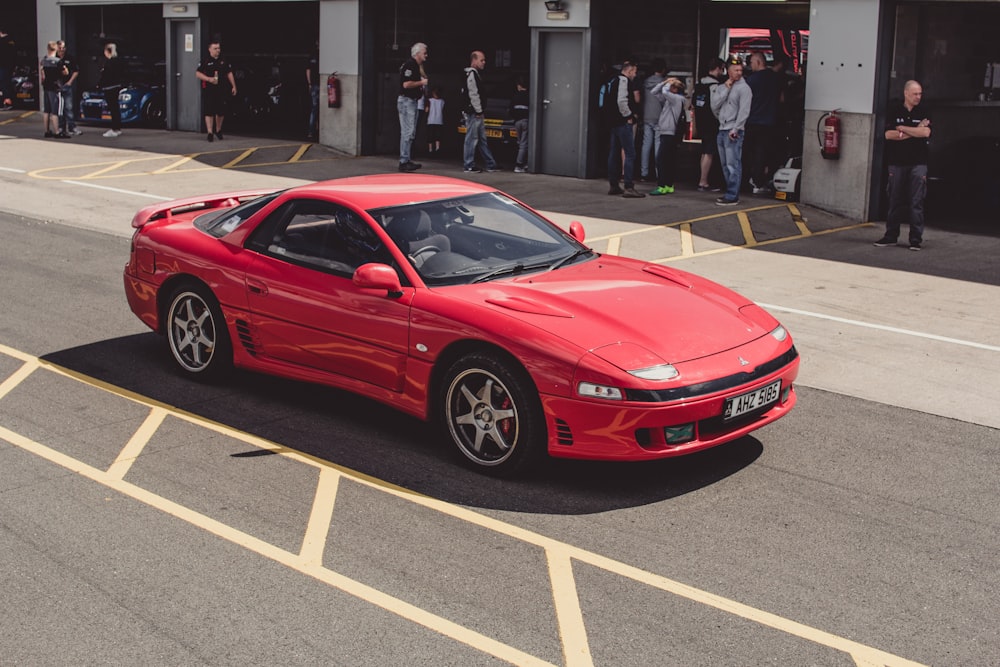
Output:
[287,174,498,210]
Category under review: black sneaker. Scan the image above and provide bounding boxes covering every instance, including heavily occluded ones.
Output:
[608,186,624,195]
[215,131,224,140]
[44,131,55,138]
[463,166,482,173]
[909,242,922,251]
[55,131,72,139]
[715,197,738,206]
[399,161,421,172]
[207,132,214,142]
[873,237,896,247]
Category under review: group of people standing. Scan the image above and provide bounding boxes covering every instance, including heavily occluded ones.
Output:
[38,39,83,138]
[37,38,130,139]
[605,52,801,206]
[396,43,530,175]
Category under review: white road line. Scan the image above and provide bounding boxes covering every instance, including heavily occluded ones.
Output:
[760,303,1000,352]
[0,166,27,172]
[61,179,173,201]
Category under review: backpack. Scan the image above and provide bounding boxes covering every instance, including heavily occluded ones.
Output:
[692,81,712,111]
[597,75,618,111]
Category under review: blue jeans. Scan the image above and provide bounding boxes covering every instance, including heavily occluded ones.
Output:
[608,123,637,189]
[641,120,658,178]
[716,129,745,201]
[515,118,528,166]
[308,84,319,137]
[463,113,497,170]
[59,84,76,132]
[886,164,927,244]
[397,95,418,164]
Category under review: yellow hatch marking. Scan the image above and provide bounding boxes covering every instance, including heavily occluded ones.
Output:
[0,341,927,667]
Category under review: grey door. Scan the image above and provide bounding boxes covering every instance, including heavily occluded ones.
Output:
[169,20,200,132]
[538,31,584,177]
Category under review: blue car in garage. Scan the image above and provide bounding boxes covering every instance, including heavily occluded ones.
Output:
[79,59,165,127]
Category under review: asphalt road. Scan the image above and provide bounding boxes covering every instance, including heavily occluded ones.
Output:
[1,120,999,666]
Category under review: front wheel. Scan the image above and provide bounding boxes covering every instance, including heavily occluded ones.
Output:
[441,352,545,476]
[165,283,232,380]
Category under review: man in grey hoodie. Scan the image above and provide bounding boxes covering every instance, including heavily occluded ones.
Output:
[639,58,666,182]
[710,57,752,205]
[461,50,498,173]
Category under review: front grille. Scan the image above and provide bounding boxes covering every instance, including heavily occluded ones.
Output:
[624,347,798,403]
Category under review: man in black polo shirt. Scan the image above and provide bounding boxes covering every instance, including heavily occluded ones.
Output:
[875,80,931,251]
[397,42,427,172]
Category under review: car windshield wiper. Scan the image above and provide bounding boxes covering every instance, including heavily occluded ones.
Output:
[548,248,593,271]
[471,261,551,284]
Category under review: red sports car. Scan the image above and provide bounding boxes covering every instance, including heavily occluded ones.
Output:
[124,174,798,475]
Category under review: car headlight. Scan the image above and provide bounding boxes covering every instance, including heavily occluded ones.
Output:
[628,363,679,381]
[119,92,133,102]
[577,382,623,401]
[770,325,788,342]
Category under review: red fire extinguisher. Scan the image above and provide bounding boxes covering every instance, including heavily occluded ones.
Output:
[327,73,341,109]
[818,109,841,160]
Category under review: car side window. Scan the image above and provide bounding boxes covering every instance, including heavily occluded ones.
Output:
[249,199,393,276]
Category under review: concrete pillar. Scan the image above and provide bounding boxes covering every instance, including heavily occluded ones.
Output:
[318,0,360,154]
[800,0,883,221]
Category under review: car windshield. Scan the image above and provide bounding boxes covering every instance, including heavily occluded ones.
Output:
[368,192,590,286]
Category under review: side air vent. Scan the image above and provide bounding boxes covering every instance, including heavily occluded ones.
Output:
[554,419,573,446]
[235,319,258,356]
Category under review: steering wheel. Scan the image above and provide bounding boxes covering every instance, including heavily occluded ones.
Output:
[409,245,442,265]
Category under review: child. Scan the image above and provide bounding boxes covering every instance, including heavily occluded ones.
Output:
[426,86,444,154]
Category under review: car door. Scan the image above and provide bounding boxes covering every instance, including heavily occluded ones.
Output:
[243,198,414,392]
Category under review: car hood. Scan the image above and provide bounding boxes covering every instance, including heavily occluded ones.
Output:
[446,256,778,366]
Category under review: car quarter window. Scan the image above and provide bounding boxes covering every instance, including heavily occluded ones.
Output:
[248,199,393,276]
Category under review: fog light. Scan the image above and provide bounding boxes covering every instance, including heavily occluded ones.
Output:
[781,386,791,403]
[664,423,695,444]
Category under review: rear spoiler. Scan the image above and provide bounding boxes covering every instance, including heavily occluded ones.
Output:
[130,189,279,229]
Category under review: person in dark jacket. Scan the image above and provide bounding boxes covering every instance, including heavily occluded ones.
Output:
[461,50,498,173]
[97,42,125,137]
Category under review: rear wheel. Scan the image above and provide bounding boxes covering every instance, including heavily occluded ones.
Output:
[441,352,545,476]
[165,283,232,380]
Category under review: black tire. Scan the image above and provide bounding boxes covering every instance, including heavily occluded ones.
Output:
[142,99,165,125]
[440,352,546,476]
[165,283,232,381]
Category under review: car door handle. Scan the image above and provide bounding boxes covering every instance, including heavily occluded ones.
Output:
[247,280,268,296]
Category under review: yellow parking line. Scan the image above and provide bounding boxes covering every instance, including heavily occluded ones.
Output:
[547,549,594,667]
[222,147,258,169]
[0,110,36,125]
[737,210,757,246]
[153,155,195,174]
[106,407,167,480]
[299,466,341,566]
[605,235,621,255]
[789,204,812,236]
[679,221,694,256]
[84,160,130,178]
[288,143,311,162]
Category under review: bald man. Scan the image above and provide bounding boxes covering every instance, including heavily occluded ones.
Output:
[875,80,931,251]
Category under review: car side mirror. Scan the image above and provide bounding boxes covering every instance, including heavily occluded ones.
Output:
[353,263,403,298]
[569,221,586,243]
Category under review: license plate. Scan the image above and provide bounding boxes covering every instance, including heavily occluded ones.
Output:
[723,380,781,421]
[485,128,502,138]
[774,191,787,200]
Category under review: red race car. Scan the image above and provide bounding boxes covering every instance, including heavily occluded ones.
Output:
[124,174,798,475]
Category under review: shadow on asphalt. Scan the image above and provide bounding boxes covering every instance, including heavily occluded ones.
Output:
[42,333,763,514]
